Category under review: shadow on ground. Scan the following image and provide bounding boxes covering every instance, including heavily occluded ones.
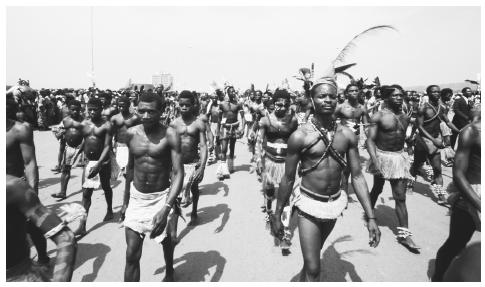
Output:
[154,250,226,282]
[74,242,111,282]
[178,204,231,241]
[233,164,251,173]
[290,235,372,282]
[39,176,77,189]
[199,182,229,197]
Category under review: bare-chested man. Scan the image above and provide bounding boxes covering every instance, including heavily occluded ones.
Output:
[99,92,118,121]
[411,85,460,204]
[207,92,223,164]
[51,100,84,200]
[334,83,369,194]
[171,91,208,225]
[247,90,265,161]
[120,92,183,282]
[111,95,140,178]
[432,107,481,281]
[366,85,419,252]
[216,86,245,179]
[7,175,77,282]
[6,91,49,266]
[73,97,114,237]
[256,89,298,255]
[271,79,380,282]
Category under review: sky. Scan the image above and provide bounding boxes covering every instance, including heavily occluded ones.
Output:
[6,6,481,92]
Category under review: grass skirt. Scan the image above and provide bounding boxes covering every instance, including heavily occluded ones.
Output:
[366,148,412,180]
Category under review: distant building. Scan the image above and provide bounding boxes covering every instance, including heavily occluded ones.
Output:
[152,74,162,87]
[152,73,174,91]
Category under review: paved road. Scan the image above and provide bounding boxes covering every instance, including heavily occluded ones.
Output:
[33,130,479,282]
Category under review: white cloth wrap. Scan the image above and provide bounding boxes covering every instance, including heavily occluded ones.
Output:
[82,161,101,189]
[116,144,129,170]
[290,179,348,220]
[123,183,173,243]
[366,148,412,180]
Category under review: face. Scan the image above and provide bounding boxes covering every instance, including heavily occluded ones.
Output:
[254,92,262,103]
[137,101,161,128]
[227,87,236,99]
[274,98,289,117]
[463,88,472,98]
[346,85,360,100]
[99,97,107,106]
[428,86,440,102]
[311,84,338,115]
[87,104,102,120]
[388,89,404,110]
[117,100,130,112]
[179,98,194,116]
[69,104,81,118]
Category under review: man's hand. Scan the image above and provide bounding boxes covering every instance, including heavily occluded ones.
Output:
[119,204,127,222]
[150,207,170,239]
[367,219,381,247]
[237,129,244,139]
[87,163,101,179]
[270,213,284,240]
[193,167,205,183]
[433,138,445,149]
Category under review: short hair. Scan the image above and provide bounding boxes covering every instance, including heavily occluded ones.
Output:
[440,88,453,100]
[178,90,196,104]
[98,92,112,101]
[426,85,439,95]
[67,99,81,109]
[272,89,291,102]
[462,87,471,94]
[382,84,405,99]
[117,95,129,104]
[87,97,102,108]
[139,91,164,110]
[345,83,360,94]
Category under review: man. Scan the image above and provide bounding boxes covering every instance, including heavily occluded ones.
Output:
[451,87,472,147]
[255,89,298,254]
[216,86,245,179]
[410,85,460,204]
[366,85,419,252]
[72,97,114,237]
[6,91,49,267]
[51,100,85,200]
[110,95,140,178]
[207,92,222,164]
[170,91,208,225]
[99,92,118,121]
[247,90,265,162]
[432,108,480,281]
[7,175,77,282]
[334,84,369,194]
[120,92,183,282]
[271,79,380,282]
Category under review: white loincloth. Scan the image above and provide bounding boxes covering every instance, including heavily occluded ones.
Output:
[82,161,101,189]
[290,179,348,221]
[123,183,173,243]
[366,148,412,180]
[116,144,129,177]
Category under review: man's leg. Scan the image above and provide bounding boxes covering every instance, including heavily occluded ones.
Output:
[391,178,419,250]
[429,152,446,204]
[298,214,336,282]
[52,139,65,172]
[228,138,236,173]
[369,175,385,208]
[432,207,476,281]
[218,139,229,179]
[26,221,49,265]
[162,214,178,282]
[73,188,93,237]
[189,183,200,225]
[99,163,114,221]
[124,228,144,282]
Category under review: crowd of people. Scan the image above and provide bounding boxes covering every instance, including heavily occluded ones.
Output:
[6,71,481,281]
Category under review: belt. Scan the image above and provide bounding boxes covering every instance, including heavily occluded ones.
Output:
[223,121,239,127]
[300,185,341,202]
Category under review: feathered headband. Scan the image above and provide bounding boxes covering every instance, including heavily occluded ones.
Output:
[305,25,397,92]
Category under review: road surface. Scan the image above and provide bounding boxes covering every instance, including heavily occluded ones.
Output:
[32,130,479,282]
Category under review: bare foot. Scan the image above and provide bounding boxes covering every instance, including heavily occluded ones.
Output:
[163,270,175,282]
[188,214,198,226]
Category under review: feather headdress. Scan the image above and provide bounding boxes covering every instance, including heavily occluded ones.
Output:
[312,25,397,91]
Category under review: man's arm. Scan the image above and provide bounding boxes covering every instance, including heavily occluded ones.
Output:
[255,118,267,173]
[94,122,113,170]
[416,106,443,146]
[7,176,76,281]
[441,111,461,133]
[365,112,380,167]
[120,130,134,221]
[346,129,380,247]
[453,126,481,211]
[18,123,39,193]
[238,104,246,136]
[195,120,208,182]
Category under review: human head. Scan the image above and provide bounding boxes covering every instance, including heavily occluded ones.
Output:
[117,95,130,112]
[462,87,472,98]
[87,97,103,120]
[138,91,164,129]
[178,90,196,117]
[426,85,440,102]
[226,86,236,99]
[344,83,360,101]
[67,100,82,118]
[310,81,338,115]
[440,88,453,103]
[272,89,291,117]
[98,92,111,107]
[382,85,405,111]
[254,90,262,103]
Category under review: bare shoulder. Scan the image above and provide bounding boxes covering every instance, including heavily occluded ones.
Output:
[338,124,358,145]
[14,121,33,141]
[195,118,207,130]
[289,125,312,150]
